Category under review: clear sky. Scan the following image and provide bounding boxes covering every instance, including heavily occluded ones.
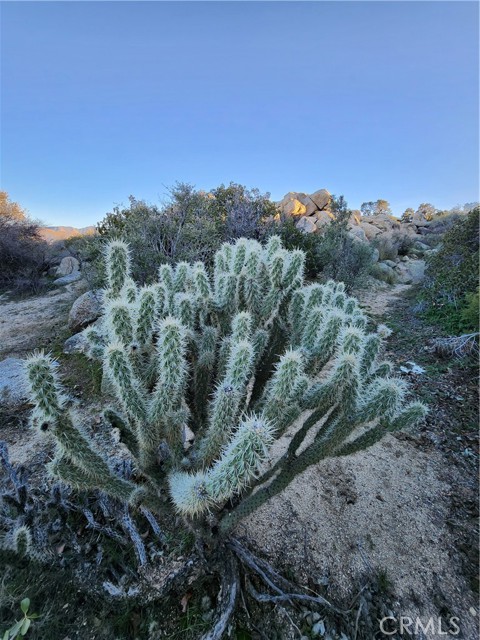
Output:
[1,1,478,226]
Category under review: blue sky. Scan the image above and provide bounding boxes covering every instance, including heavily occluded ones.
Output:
[1,1,478,226]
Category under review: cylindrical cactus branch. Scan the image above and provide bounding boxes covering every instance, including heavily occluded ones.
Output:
[24,235,427,540]
[105,240,131,297]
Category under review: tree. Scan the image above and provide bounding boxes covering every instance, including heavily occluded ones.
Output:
[22,237,426,636]
[416,203,436,221]
[360,201,376,217]
[0,191,27,221]
[0,192,46,293]
[401,208,415,223]
[360,199,391,216]
[375,199,391,215]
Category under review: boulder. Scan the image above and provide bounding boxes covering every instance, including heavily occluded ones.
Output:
[309,189,331,211]
[412,212,429,227]
[56,256,80,277]
[394,259,425,284]
[348,212,361,226]
[299,195,318,216]
[63,331,90,355]
[360,221,382,240]
[278,191,320,217]
[0,358,28,409]
[348,226,368,243]
[53,272,82,286]
[366,214,400,233]
[296,216,317,234]
[413,240,430,252]
[375,262,397,281]
[315,210,335,229]
[407,259,426,283]
[283,198,307,217]
[68,290,102,333]
[383,259,397,268]
[394,263,413,284]
[402,223,420,236]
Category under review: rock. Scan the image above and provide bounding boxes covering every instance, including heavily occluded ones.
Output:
[311,620,326,637]
[375,262,397,281]
[300,195,318,216]
[383,259,397,268]
[296,216,317,233]
[407,259,426,283]
[278,192,318,217]
[412,212,429,227]
[0,358,28,408]
[360,221,382,240]
[63,332,90,355]
[53,272,82,286]
[315,210,335,229]
[402,223,420,236]
[309,189,331,210]
[348,212,361,226]
[348,226,368,243]
[413,240,430,252]
[394,263,413,284]
[68,290,102,333]
[371,247,380,263]
[56,256,80,277]
[283,198,307,217]
[394,260,425,284]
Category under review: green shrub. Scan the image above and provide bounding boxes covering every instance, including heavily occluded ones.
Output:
[461,288,479,332]
[95,183,275,284]
[421,208,479,333]
[370,263,397,285]
[278,197,374,291]
[64,234,105,289]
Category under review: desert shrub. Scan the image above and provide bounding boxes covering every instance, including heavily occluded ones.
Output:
[392,232,414,256]
[96,183,275,284]
[373,236,398,262]
[18,237,426,637]
[64,234,106,289]
[421,207,479,333]
[461,288,480,332]
[0,195,47,294]
[278,196,374,290]
[373,232,414,262]
[370,263,397,285]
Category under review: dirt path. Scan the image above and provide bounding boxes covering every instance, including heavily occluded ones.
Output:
[0,281,86,360]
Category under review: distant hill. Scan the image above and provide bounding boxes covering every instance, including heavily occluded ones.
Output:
[39,225,97,243]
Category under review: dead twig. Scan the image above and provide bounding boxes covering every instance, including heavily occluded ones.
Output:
[200,554,239,640]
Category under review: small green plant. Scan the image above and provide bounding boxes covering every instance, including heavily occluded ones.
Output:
[421,207,479,333]
[2,599,39,640]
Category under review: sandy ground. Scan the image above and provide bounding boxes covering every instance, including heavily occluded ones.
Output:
[0,281,86,360]
[240,284,478,639]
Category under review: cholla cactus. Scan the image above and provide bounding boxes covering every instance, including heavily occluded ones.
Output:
[23,236,427,539]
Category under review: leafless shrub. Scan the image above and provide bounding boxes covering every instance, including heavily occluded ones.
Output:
[433,333,479,359]
[0,213,47,293]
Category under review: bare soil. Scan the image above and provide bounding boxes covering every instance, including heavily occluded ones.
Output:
[0,281,86,360]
